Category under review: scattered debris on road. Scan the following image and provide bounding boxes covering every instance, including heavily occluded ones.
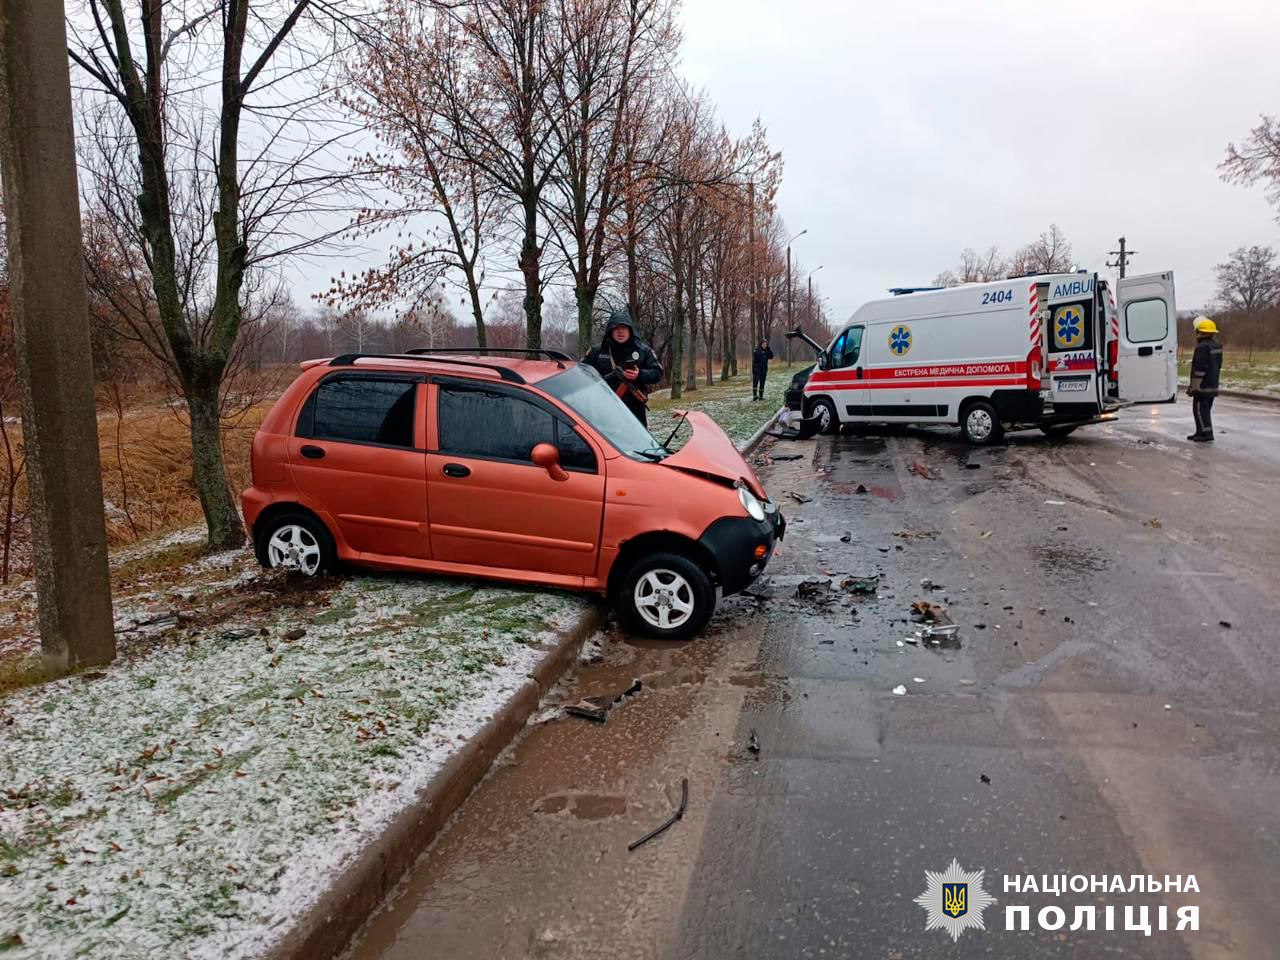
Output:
[910,461,936,480]
[1044,499,1067,506]
[980,773,991,784]
[771,453,804,462]
[840,531,852,542]
[628,777,689,852]
[1144,517,1163,529]
[842,575,879,595]
[788,491,813,504]
[855,483,869,494]
[1220,620,1232,629]
[891,684,907,696]
[910,600,952,625]
[964,462,982,470]
[564,679,643,724]
[748,729,761,754]
[980,530,993,539]
[896,529,940,540]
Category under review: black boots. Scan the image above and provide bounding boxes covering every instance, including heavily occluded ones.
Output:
[1186,433,1215,442]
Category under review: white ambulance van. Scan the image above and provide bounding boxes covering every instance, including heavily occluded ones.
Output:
[791,270,1177,445]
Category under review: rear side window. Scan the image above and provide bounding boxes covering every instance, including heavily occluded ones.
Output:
[301,378,416,448]
[1125,299,1168,344]
[438,384,597,472]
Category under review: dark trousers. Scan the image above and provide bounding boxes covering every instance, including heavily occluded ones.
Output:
[1192,393,1215,436]
[752,370,766,398]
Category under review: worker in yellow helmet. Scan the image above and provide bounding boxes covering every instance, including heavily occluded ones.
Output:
[1187,316,1223,442]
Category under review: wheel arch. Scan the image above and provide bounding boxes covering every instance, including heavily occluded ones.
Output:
[607,530,717,600]
[252,502,335,566]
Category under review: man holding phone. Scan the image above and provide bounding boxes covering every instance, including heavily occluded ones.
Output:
[584,309,664,425]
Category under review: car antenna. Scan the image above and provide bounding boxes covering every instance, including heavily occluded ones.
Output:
[661,411,689,450]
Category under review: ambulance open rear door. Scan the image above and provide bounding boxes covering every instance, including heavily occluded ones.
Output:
[1114,271,1177,403]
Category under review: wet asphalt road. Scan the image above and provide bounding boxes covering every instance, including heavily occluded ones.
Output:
[346,397,1280,960]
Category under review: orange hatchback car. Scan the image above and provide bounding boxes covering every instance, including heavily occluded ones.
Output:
[242,350,784,639]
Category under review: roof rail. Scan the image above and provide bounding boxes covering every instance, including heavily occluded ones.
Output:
[888,286,944,296]
[327,353,525,383]
[405,346,573,366]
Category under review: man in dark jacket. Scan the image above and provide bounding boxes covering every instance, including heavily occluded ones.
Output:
[751,338,774,401]
[1187,316,1223,442]
[583,309,663,425]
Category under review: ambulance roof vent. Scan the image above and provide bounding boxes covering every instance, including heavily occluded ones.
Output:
[888,286,944,296]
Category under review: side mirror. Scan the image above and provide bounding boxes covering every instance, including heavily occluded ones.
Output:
[531,442,569,482]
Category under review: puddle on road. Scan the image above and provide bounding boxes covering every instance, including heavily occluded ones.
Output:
[534,793,628,820]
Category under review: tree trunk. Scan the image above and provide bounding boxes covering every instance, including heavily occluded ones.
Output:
[519,197,542,348]
[187,375,244,550]
[720,301,732,381]
[685,250,698,392]
[575,280,594,357]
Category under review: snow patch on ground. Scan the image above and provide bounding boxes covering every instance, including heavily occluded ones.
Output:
[0,565,589,959]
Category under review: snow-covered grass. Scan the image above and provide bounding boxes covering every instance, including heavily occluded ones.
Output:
[649,369,790,450]
[1178,350,1280,395]
[0,558,588,959]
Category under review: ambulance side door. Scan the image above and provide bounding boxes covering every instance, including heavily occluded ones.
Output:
[1115,272,1178,403]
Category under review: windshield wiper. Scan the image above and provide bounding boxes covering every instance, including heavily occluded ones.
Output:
[661,411,689,450]
[633,447,666,461]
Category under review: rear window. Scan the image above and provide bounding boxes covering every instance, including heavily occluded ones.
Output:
[300,378,416,448]
[1125,299,1168,344]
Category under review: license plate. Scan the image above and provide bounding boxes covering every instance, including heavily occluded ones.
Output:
[1056,379,1089,392]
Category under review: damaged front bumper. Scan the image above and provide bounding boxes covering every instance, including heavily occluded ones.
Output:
[701,504,786,596]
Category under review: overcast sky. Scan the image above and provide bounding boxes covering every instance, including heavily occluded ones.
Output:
[678,0,1280,319]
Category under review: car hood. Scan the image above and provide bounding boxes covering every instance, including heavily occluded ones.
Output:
[660,411,768,499]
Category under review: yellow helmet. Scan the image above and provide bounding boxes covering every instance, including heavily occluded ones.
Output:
[1193,316,1218,334]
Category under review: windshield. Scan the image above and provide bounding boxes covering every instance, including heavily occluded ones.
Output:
[541,364,668,460]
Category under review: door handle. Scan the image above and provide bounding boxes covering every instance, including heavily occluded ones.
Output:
[1138,346,1154,357]
[442,463,471,478]
[300,445,326,460]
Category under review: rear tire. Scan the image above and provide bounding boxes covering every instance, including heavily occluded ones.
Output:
[615,552,716,641]
[1039,424,1078,439]
[960,400,1003,446]
[808,396,838,435]
[255,511,337,576]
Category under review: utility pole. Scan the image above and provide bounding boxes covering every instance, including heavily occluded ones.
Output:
[1108,236,1136,279]
[785,229,807,367]
[0,0,116,671]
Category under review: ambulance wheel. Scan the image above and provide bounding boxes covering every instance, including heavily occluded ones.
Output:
[960,401,1003,446]
[808,397,838,435]
[1039,424,1078,439]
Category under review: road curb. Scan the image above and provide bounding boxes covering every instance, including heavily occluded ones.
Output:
[739,406,784,455]
[265,602,606,960]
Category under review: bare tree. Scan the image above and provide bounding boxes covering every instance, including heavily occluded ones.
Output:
[1214,245,1280,315]
[334,3,502,344]
[1221,115,1280,219]
[69,0,370,550]
[1011,224,1073,275]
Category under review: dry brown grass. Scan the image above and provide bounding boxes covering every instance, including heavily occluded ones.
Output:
[1,374,284,582]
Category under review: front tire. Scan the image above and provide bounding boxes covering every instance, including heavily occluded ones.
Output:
[960,400,1004,446]
[255,511,336,576]
[615,552,716,641]
[808,396,838,435]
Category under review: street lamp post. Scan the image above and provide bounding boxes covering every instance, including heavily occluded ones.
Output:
[786,229,808,367]
[807,265,825,329]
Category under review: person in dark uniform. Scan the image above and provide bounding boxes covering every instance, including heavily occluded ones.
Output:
[583,309,663,426]
[751,338,774,401]
[1187,316,1223,443]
